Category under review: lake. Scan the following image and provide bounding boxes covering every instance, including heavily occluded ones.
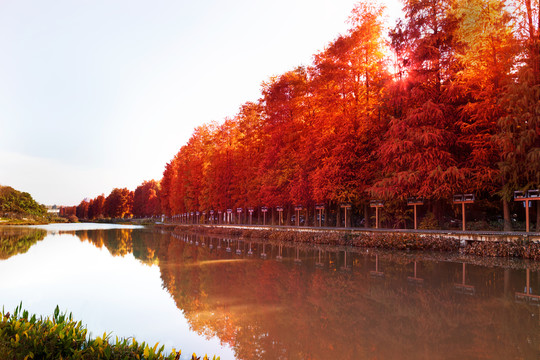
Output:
[1,223,539,359]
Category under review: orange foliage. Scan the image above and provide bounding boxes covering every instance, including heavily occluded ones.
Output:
[77,0,539,228]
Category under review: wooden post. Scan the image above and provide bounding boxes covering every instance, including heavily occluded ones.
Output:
[294,205,303,226]
[237,208,243,224]
[316,204,324,227]
[370,254,384,277]
[340,203,352,228]
[462,202,466,231]
[407,197,424,230]
[276,243,283,261]
[453,194,475,231]
[407,261,424,284]
[514,190,540,232]
[370,200,384,229]
[526,199,530,232]
[294,246,301,263]
[526,268,530,294]
[414,204,418,229]
[276,206,283,226]
[248,207,254,225]
[515,268,540,303]
[454,262,475,294]
[262,206,268,225]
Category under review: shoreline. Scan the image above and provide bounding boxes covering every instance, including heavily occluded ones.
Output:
[160,224,540,260]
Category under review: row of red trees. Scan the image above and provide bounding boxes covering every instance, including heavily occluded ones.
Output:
[72,0,539,229]
[73,180,160,220]
[157,0,540,229]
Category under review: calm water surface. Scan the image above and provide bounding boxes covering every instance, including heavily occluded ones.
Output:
[1,223,539,359]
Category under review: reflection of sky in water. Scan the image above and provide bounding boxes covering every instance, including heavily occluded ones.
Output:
[27,222,145,231]
[2,224,540,360]
[0,226,234,360]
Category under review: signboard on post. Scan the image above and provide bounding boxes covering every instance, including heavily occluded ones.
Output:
[236,208,243,224]
[276,206,284,226]
[407,197,424,230]
[261,206,268,225]
[370,200,384,229]
[226,209,232,224]
[340,203,352,228]
[315,204,325,227]
[248,207,254,225]
[294,205,303,226]
[453,194,475,231]
[514,190,540,232]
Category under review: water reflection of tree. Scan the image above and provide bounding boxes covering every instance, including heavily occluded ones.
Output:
[77,229,167,266]
[155,235,539,360]
[0,228,46,260]
[73,229,540,359]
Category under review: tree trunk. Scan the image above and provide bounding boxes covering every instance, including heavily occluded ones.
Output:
[335,203,341,227]
[364,204,370,228]
[536,201,540,232]
[503,199,512,231]
[434,200,443,228]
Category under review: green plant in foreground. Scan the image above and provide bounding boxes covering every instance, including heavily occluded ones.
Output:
[0,304,219,360]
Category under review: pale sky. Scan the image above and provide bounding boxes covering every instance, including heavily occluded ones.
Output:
[0,0,402,206]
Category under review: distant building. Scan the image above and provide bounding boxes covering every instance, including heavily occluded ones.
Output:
[45,205,60,215]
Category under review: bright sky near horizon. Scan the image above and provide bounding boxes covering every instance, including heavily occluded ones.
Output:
[0,0,402,206]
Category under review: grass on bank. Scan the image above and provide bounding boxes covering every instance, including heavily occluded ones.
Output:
[0,304,219,360]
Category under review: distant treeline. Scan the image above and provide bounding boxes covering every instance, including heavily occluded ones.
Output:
[75,0,540,230]
[67,180,160,221]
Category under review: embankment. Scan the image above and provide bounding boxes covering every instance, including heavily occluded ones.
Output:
[159,224,540,260]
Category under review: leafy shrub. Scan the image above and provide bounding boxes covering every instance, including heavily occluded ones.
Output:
[418,212,439,230]
[0,304,219,360]
[0,186,45,217]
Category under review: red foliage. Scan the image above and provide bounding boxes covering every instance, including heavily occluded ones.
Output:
[76,0,538,229]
